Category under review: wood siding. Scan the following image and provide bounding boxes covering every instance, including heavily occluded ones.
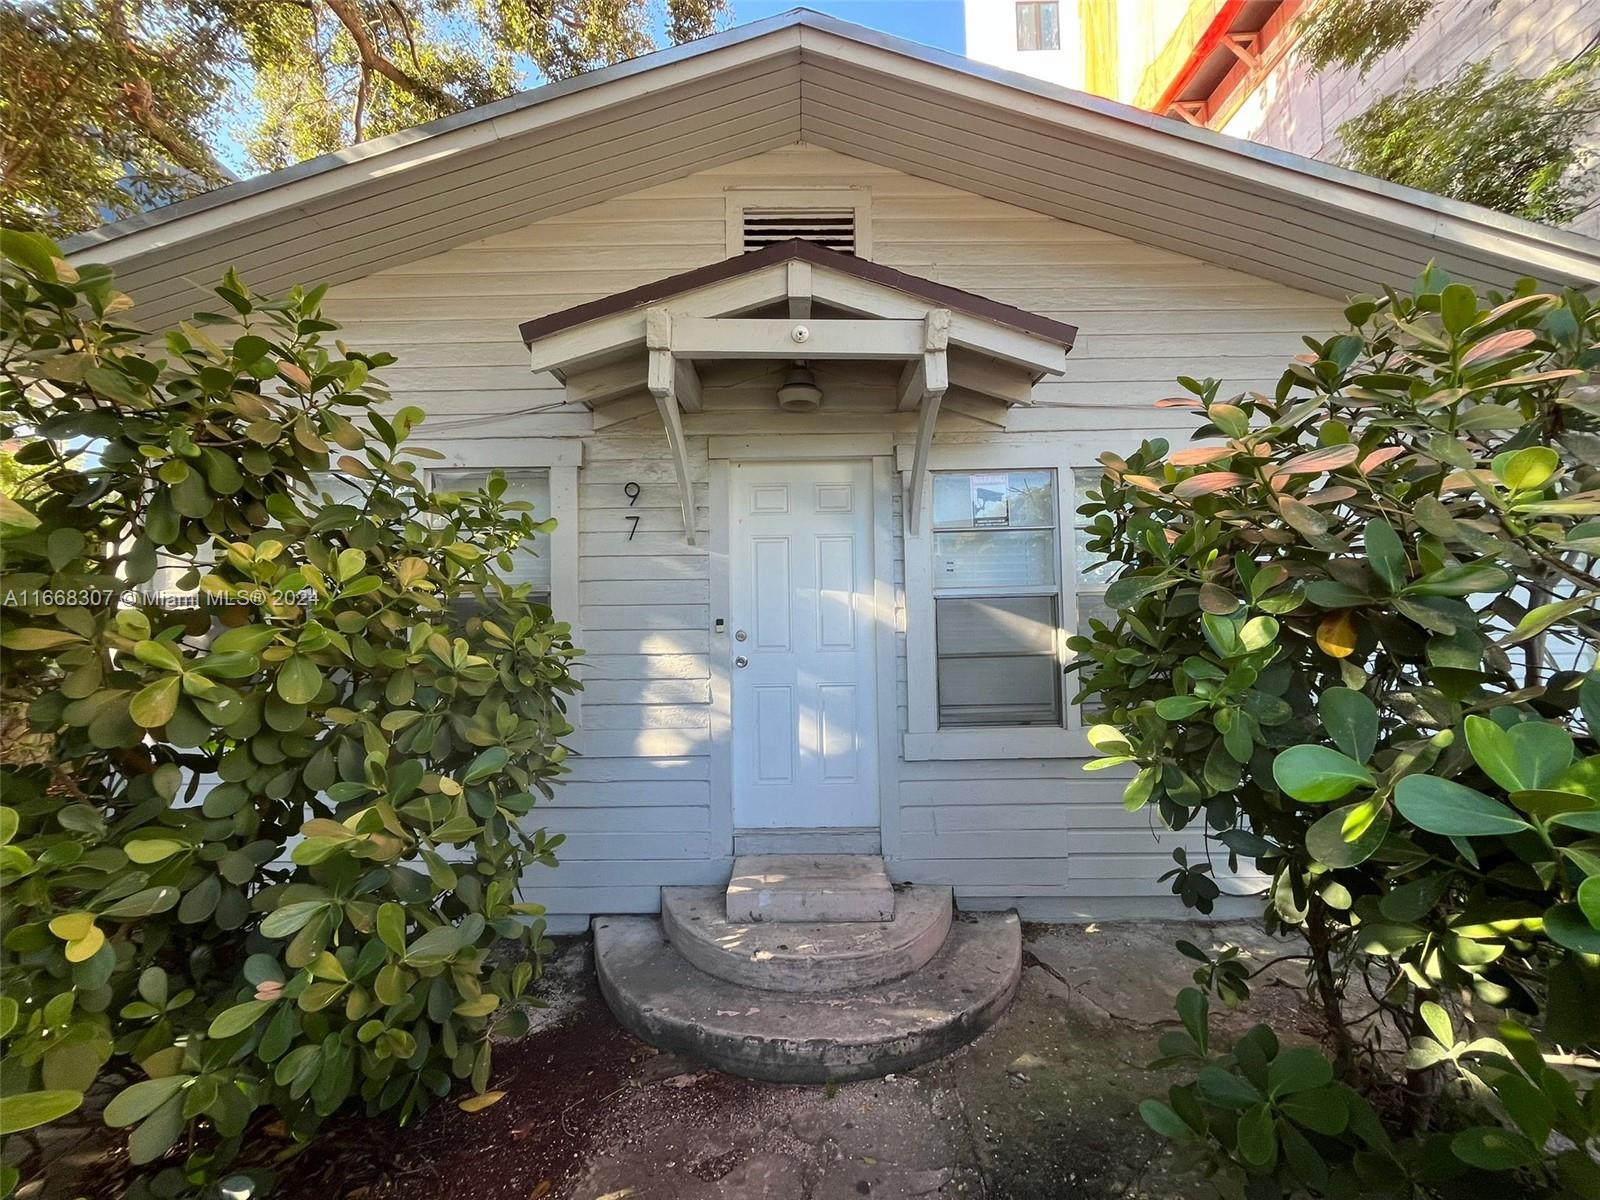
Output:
[324,143,1340,927]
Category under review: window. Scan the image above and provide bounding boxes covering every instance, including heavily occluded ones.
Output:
[1015,1,1060,51]
[931,469,1063,727]
[430,468,553,606]
[1073,468,1118,634]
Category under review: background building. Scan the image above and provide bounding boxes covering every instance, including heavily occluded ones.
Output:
[963,0,1600,238]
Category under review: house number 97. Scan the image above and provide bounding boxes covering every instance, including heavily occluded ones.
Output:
[624,481,640,540]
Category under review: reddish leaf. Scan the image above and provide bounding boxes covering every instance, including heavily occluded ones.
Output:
[1172,472,1249,500]
[1358,446,1406,472]
[1460,328,1536,366]
[1169,446,1235,466]
[1278,444,1361,476]
[1154,397,1203,409]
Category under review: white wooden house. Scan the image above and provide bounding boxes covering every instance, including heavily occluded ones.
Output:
[68,11,1600,945]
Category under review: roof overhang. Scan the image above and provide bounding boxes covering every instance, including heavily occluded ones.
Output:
[520,239,1076,544]
[63,9,1600,329]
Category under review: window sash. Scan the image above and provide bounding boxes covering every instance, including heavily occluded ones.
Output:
[931,469,1064,729]
[1015,1,1060,51]
[430,468,553,595]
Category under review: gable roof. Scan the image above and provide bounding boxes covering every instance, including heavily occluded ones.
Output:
[64,9,1600,329]
[516,237,1079,348]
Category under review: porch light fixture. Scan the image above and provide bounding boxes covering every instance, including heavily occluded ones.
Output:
[777,364,823,411]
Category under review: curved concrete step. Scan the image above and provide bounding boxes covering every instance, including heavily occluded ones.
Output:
[595,911,1021,1083]
[663,884,953,992]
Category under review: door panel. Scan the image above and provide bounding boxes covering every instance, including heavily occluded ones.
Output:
[731,461,879,829]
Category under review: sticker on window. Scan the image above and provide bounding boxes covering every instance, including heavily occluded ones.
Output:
[969,473,1010,527]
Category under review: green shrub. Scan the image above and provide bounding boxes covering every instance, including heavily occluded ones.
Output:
[1072,270,1600,1195]
[0,231,578,1196]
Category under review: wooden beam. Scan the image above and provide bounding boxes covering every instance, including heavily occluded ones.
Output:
[565,356,647,406]
[947,356,1034,404]
[672,316,924,359]
[906,388,944,536]
[786,260,812,319]
[647,352,698,547]
[673,357,703,412]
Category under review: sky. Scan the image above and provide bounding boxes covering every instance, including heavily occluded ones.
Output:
[733,1,966,55]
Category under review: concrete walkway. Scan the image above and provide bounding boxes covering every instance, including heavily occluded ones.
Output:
[541,919,1311,1200]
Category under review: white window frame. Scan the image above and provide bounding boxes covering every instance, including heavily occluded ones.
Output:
[900,441,1098,761]
[424,438,583,726]
[723,186,873,259]
[1015,0,1061,51]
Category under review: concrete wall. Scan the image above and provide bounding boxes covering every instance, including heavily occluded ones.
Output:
[1221,0,1600,239]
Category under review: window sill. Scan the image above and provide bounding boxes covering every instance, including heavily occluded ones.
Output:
[902,727,1093,761]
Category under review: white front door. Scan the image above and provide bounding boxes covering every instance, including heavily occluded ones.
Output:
[730,460,880,829]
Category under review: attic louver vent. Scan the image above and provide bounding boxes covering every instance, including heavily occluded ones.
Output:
[743,207,856,255]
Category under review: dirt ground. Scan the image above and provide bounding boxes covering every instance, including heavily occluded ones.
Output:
[40,920,1316,1200]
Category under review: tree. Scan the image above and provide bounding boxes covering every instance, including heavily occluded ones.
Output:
[1072,271,1600,1193]
[1295,0,1437,76]
[1337,52,1600,227]
[1,0,727,236]
[0,231,580,1196]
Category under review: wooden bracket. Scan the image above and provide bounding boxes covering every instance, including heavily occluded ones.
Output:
[904,310,952,534]
[645,307,698,545]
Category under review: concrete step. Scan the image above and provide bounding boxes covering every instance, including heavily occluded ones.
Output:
[725,854,895,923]
[594,911,1021,1083]
[663,884,953,992]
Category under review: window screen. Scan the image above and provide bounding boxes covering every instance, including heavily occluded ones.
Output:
[1016,1,1061,51]
[431,469,553,605]
[931,470,1063,727]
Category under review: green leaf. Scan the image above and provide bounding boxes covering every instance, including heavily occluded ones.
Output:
[132,639,183,672]
[1579,876,1600,931]
[1278,1086,1348,1136]
[462,746,509,785]
[1319,688,1378,762]
[259,900,329,939]
[0,230,63,278]
[0,1089,83,1134]
[1364,518,1407,592]
[1155,695,1207,720]
[208,999,272,1040]
[1492,445,1559,491]
[103,1076,186,1127]
[1545,903,1600,954]
[1394,775,1532,836]
[124,837,186,864]
[277,655,323,705]
[1272,745,1374,804]
[1236,1102,1277,1167]
[1138,1099,1193,1141]
[1440,283,1478,334]
[1502,593,1597,645]
[126,1094,186,1165]
[1466,716,1573,792]
[0,627,82,650]
[128,676,180,728]
[1196,1065,1261,1109]
[404,924,464,967]
[1404,561,1511,598]
[1306,802,1389,868]
[377,902,407,956]
[1451,1126,1540,1171]
[1268,1047,1334,1097]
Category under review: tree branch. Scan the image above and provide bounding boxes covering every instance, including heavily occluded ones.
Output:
[318,0,458,115]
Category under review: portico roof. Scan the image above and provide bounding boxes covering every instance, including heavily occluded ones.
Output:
[519,238,1078,547]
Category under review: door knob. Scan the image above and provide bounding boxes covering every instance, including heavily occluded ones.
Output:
[734,656,749,668]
